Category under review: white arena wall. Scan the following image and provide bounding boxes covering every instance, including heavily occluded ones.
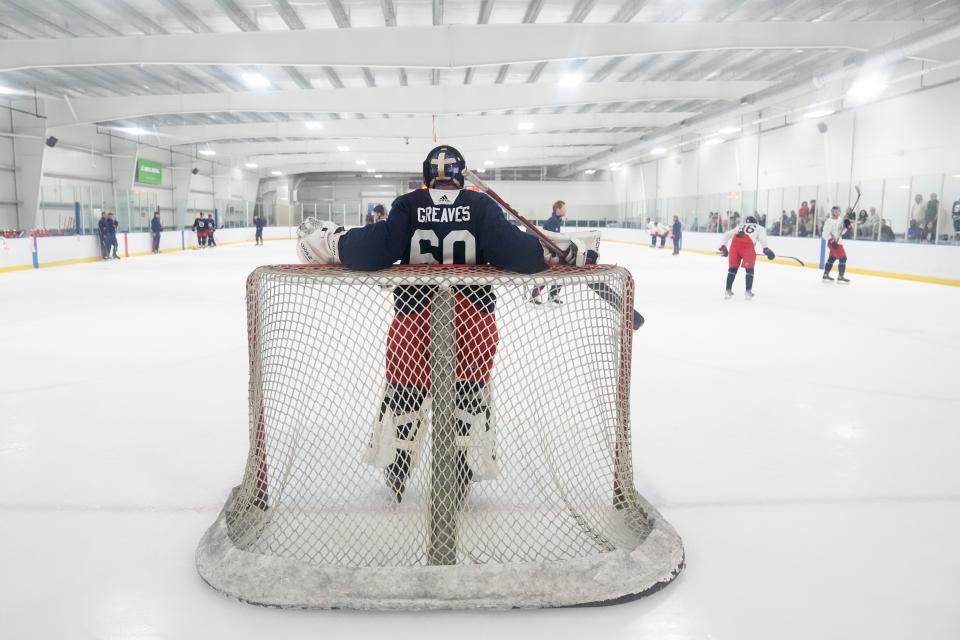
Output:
[3,225,958,285]
[0,226,294,272]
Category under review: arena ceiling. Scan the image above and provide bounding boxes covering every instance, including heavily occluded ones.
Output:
[1,0,959,177]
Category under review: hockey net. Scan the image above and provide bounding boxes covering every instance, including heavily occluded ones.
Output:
[197,264,683,609]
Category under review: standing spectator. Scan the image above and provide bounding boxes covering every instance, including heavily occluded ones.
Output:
[193,213,208,248]
[880,219,895,242]
[150,211,163,254]
[254,214,265,245]
[106,212,120,259]
[365,208,375,225]
[861,207,879,240]
[910,193,926,237]
[207,213,217,247]
[952,197,960,242]
[97,211,111,260]
[671,215,683,255]
[373,203,386,222]
[808,199,817,222]
[786,210,797,236]
[924,193,940,243]
[798,200,810,226]
[530,200,566,304]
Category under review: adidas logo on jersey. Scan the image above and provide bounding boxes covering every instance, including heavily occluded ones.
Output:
[439,194,450,203]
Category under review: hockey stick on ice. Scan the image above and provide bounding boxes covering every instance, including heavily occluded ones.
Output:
[462,168,644,330]
[754,253,805,267]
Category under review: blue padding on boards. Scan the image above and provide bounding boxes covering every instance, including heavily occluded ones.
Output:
[181,229,186,250]
[74,202,81,235]
[214,207,219,228]
[32,236,39,269]
[819,238,826,270]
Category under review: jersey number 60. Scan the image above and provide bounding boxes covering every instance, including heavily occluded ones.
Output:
[409,229,477,265]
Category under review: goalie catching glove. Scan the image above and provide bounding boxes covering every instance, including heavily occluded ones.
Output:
[297,218,346,264]
[539,230,600,267]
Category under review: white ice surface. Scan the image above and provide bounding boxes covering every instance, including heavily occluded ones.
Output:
[1,241,959,639]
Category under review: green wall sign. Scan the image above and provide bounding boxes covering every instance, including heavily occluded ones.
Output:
[136,158,163,185]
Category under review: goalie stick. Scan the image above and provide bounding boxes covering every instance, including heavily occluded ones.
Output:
[462,168,644,330]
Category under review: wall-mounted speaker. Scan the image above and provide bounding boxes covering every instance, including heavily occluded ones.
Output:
[45,136,58,148]
[816,122,828,134]
[192,167,199,175]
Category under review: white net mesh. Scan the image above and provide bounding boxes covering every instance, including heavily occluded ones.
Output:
[197,264,683,609]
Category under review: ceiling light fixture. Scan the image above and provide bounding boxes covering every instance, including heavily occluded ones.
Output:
[116,127,150,136]
[650,147,667,156]
[497,145,510,152]
[366,168,375,173]
[717,126,741,135]
[584,169,597,175]
[476,168,486,173]
[198,148,216,156]
[803,108,836,119]
[271,170,283,176]
[847,75,888,103]
[337,145,350,152]
[374,174,383,178]
[703,137,725,146]
[558,73,583,88]
[356,159,367,165]
[305,121,324,130]
[0,85,15,95]
[244,162,258,169]
[242,73,271,89]
[484,160,494,166]
[517,122,534,131]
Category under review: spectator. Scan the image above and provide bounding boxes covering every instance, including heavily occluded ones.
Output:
[880,219,895,242]
[798,200,810,227]
[373,203,386,222]
[924,193,939,242]
[365,209,375,225]
[254,214,265,245]
[857,209,868,225]
[106,212,120,259]
[530,200,566,304]
[861,208,879,240]
[907,219,922,242]
[97,211,111,260]
[952,197,960,242]
[809,199,817,221]
[151,211,163,254]
[207,213,217,247]
[911,193,926,234]
[786,210,797,236]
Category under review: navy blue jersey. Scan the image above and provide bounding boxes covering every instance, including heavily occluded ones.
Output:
[544,213,562,233]
[98,218,111,237]
[151,217,163,233]
[338,188,545,273]
[254,216,265,230]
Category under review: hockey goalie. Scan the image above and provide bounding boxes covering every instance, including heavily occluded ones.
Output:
[297,145,600,503]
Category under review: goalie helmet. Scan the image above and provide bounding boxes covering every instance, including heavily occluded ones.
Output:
[423,145,466,189]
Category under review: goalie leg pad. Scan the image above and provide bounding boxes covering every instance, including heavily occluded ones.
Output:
[386,307,432,387]
[454,381,498,481]
[363,384,430,470]
[454,292,499,383]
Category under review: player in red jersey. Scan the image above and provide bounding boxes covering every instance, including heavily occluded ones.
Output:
[719,215,775,299]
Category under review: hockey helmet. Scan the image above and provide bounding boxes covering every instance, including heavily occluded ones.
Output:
[423,145,466,189]
[745,215,758,224]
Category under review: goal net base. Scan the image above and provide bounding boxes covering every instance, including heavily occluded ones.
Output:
[196,264,684,609]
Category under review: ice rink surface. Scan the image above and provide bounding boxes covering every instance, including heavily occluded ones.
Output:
[1,238,958,639]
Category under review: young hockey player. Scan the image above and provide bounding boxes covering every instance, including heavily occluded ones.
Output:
[192,214,208,247]
[657,221,670,248]
[296,145,599,504]
[822,206,851,283]
[530,200,566,304]
[647,219,658,247]
[719,214,775,299]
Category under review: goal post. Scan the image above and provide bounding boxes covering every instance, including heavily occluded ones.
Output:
[196,264,684,609]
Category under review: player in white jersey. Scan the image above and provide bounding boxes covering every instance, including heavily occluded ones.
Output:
[719,215,776,299]
[821,206,851,283]
[656,221,670,248]
[647,219,658,247]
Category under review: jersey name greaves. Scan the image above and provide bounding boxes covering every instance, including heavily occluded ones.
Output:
[416,205,471,224]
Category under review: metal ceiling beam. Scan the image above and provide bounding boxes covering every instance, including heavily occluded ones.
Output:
[0,0,76,37]
[43,81,748,126]
[568,0,598,23]
[379,0,397,26]
[216,0,259,32]
[433,0,443,25]
[54,1,124,36]
[325,0,351,29]
[103,112,699,145]
[610,0,648,23]
[158,0,212,34]
[271,0,305,30]
[112,0,170,35]
[284,66,312,89]
[3,22,940,73]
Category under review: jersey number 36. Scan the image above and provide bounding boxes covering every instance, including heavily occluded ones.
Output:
[409,229,477,265]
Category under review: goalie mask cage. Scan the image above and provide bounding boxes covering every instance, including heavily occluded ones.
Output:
[197,264,683,609]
